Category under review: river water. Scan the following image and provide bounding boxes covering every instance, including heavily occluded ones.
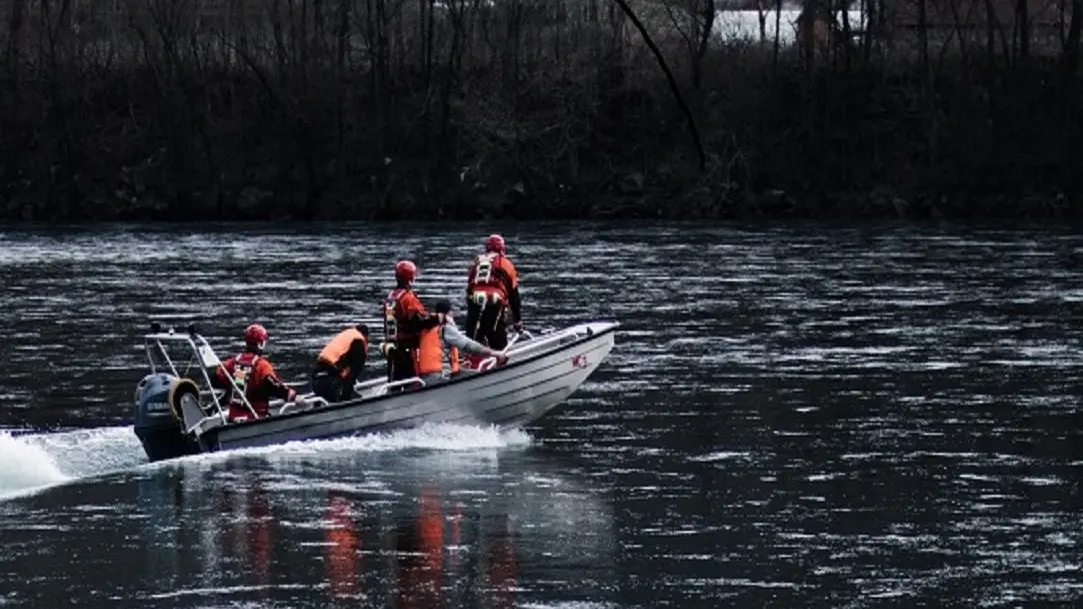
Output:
[1,221,1082,608]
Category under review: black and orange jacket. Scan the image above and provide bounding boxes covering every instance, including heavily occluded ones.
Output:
[466,253,522,322]
[383,287,443,349]
[212,350,292,416]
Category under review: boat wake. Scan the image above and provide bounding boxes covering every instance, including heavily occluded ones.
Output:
[0,426,144,500]
[0,422,534,502]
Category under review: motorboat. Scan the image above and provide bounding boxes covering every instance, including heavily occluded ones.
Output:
[132,320,618,462]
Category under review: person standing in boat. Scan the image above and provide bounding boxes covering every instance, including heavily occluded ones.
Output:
[310,323,370,403]
[464,234,524,357]
[414,299,509,386]
[381,260,448,388]
[210,323,297,422]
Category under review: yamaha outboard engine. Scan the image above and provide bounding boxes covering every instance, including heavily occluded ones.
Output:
[133,373,201,462]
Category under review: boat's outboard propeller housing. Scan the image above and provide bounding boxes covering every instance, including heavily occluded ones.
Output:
[133,373,201,462]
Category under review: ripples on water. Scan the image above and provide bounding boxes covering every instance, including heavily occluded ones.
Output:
[1,221,1083,607]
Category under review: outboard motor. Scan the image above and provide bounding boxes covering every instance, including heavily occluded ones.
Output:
[133,373,202,462]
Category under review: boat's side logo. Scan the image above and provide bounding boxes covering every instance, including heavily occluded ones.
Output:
[571,354,588,369]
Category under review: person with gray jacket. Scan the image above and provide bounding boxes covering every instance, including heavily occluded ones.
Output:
[421,299,509,385]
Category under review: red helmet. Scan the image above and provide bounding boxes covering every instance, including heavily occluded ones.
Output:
[244,323,268,349]
[395,260,417,284]
[485,234,506,254]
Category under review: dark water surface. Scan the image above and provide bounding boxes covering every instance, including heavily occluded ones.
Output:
[2,221,1083,608]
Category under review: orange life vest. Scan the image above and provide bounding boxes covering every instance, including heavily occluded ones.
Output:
[318,327,367,380]
[415,326,460,376]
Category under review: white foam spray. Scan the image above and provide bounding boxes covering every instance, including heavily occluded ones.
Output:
[0,423,534,501]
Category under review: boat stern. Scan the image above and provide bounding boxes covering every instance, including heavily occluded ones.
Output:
[133,373,201,462]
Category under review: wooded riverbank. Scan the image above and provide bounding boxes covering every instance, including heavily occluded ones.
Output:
[1,0,1080,222]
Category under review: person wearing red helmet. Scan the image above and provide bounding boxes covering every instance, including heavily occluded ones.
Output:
[464,234,523,356]
[381,259,448,389]
[210,323,297,422]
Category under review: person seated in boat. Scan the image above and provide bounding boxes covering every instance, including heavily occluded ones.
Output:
[310,323,370,403]
[414,299,508,386]
[381,260,448,391]
[464,234,524,363]
[210,323,297,422]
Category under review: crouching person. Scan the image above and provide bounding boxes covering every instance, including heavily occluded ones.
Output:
[311,324,370,403]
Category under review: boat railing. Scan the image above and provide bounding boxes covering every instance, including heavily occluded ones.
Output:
[354,377,389,392]
[475,330,528,371]
[268,375,426,413]
[274,394,325,414]
[474,324,599,370]
[143,322,260,422]
[352,375,425,396]
[476,326,593,371]
[366,376,425,396]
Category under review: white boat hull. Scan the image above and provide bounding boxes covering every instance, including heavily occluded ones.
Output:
[204,321,616,451]
[132,321,619,460]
